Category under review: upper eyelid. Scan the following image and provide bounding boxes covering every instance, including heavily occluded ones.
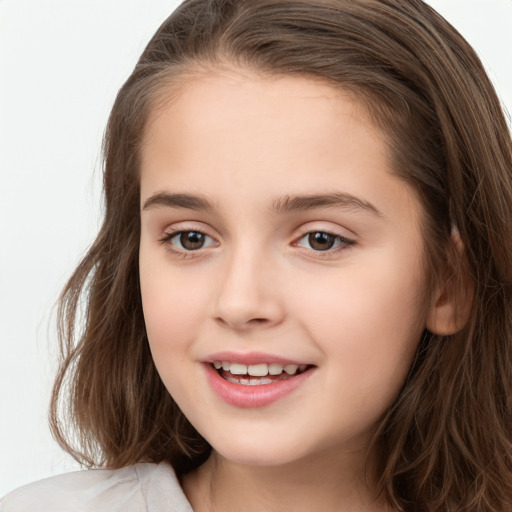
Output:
[296,230,353,241]
[161,216,359,241]
[294,220,357,237]
[160,223,218,238]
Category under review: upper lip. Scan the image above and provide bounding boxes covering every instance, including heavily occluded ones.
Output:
[204,351,311,366]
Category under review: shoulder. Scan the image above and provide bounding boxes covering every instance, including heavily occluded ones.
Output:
[0,462,193,512]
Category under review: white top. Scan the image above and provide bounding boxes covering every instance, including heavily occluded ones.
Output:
[0,462,193,512]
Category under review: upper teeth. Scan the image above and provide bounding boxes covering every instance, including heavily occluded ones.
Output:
[213,361,306,376]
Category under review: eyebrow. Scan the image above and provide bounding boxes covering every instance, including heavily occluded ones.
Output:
[143,192,214,211]
[142,191,382,217]
[272,192,382,216]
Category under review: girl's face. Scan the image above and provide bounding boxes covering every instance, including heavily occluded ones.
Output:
[139,68,429,468]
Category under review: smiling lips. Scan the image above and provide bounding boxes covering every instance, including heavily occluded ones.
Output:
[205,358,314,408]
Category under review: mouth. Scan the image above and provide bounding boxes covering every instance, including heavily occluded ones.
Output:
[204,357,316,408]
[211,361,313,386]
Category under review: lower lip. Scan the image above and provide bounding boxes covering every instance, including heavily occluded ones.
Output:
[204,363,314,408]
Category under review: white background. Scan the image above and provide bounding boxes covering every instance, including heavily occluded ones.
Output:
[1,0,511,497]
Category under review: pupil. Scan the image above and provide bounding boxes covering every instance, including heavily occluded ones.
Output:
[181,231,204,250]
[309,232,335,251]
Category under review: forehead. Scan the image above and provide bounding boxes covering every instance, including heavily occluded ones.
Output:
[142,66,380,158]
[141,69,377,176]
[139,68,421,226]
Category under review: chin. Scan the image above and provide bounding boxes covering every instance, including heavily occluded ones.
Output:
[206,433,316,468]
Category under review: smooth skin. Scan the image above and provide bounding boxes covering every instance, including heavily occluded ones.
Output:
[139,67,456,512]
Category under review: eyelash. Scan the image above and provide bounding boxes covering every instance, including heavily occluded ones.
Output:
[158,228,355,259]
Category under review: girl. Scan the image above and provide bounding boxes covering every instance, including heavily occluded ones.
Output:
[2,0,512,510]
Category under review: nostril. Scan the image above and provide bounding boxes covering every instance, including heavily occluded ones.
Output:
[214,316,272,329]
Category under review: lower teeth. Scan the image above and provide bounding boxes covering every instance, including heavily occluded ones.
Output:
[225,375,274,385]
[219,369,299,385]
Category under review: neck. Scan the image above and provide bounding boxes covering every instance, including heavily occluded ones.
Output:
[181,448,392,512]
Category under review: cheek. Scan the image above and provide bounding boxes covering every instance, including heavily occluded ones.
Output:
[139,253,207,359]
[290,250,427,389]
[139,261,210,403]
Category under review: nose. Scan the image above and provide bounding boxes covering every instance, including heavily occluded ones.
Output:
[212,246,285,331]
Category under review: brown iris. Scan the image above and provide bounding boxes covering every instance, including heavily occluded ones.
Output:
[308,232,336,251]
[180,231,206,250]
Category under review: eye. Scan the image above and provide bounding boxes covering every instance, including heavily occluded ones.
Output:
[161,230,217,251]
[296,231,353,252]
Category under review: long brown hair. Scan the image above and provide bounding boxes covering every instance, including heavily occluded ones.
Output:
[50,1,512,510]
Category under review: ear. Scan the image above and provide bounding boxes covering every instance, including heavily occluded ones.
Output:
[426,230,474,335]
